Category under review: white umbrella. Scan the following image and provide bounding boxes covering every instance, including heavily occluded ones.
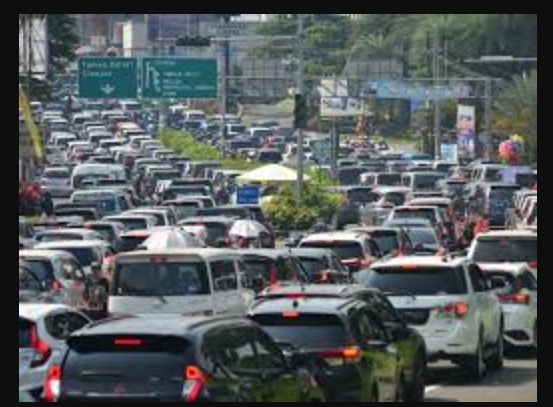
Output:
[238,164,311,183]
[229,220,269,239]
[140,228,202,250]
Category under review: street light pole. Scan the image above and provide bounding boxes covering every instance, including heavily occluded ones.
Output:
[296,14,306,202]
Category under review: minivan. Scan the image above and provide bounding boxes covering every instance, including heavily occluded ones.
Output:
[109,249,252,316]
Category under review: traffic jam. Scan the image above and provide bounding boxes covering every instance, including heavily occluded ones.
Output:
[19,103,538,402]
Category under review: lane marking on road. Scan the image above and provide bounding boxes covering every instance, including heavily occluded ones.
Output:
[425,385,443,395]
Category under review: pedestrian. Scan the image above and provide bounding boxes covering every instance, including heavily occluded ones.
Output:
[474,214,490,237]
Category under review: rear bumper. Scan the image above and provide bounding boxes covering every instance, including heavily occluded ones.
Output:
[415,321,479,360]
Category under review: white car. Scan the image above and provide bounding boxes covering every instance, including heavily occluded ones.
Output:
[468,230,538,273]
[19,304,91,401]
[362,256,504,381]
[481,263,538,349]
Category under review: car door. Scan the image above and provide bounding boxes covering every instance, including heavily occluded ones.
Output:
[202,326,266,402]
[210,260,242,316]
[353,309,400,402]
[468,264,497,343]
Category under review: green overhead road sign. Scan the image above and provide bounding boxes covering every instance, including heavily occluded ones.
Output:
[142,58,218,99]
[78,58,138,99]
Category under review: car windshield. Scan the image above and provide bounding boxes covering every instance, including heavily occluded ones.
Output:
[394,208,437,224]
[473,238,538,263]
[363,267,468,296]
[252,314,347,351]
[301,241,364,260]
[113,262,210,296]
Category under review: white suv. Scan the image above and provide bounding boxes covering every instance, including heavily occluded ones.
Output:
[362,256,504,381]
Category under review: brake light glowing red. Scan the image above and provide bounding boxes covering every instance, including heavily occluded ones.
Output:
[529,261,538,269]
[283,310,300,319]
[455,302,470,318]
[498,293,531,305]
[51,280,63,292]
[437,302,469,319]
[318,347,362,362]
[44,365,62,402]
[114,338,144,347]
[183,366,207,402]
[31,326,52,368]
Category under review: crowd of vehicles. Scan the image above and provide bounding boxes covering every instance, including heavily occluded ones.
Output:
[19,101,537,402]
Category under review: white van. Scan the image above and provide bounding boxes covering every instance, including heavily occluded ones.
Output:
[109,249,252,316]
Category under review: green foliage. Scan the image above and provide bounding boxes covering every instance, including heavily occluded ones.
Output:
[265,181,340,231]
[494,70,538,162]
[159,130,260,171]
[48,14,79,76]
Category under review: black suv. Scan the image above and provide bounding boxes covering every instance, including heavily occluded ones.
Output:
[47,316,325,402]
[249,296,404,402]
[256,284,428,402]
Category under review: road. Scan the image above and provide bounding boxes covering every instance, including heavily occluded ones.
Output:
[426,353,537,402]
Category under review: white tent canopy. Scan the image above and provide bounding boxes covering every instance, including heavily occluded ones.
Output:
[237,164,311,183]
[139,228,202,251]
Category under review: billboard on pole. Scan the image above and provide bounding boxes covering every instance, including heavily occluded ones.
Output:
[320,79,364,117]
[457,105,476,159]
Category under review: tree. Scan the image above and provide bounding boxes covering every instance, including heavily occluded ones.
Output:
[494,70,537,162]
[47,14,78,77]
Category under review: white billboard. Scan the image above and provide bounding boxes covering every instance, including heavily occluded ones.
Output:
[19,17,49,79]
[319,79,364,118]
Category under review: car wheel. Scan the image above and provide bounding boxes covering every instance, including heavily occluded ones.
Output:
[487,323,505,371]
[404,355,426,402]
[465,332,486,382]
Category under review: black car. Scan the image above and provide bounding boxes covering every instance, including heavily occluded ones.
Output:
[47,316,325,402]
[249,296,405,402]
[256,284,428,402]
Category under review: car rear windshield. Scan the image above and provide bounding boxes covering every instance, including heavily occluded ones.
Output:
[73,193,117,214]
[378,174,401,186]
[118,236,149,253]
[39,233,84,243]
[21,259,55,282]
[89,225,115,242]
[113,262,210,296]
[370,231,399,256]
[252,314,347,351]
[473,238,537,263]
[297,258,326,278]
[116,218,149,231]
[19,318,34,349]
[413,174,442,191]
[364,267,468,296]
[243,256,303,284]
[63,336,192,399]
[62,248,98,268]
[394,208,437,224]
[301,241,364,261]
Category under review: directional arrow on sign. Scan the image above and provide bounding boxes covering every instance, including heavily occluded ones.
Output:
[101,84,116,96]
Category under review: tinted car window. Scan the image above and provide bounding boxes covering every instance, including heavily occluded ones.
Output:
[113,262,210,296]
[473,238,537,263]
[370,231,400,256]
[21,259,55,282]
[19,318,35,349]
[210,261,238,292]
[243,256,304,284]
[364,267,468,296]
[253,314,347,351]
[301,241,364,260]
[61,248,99,268]
[45,312,90,340]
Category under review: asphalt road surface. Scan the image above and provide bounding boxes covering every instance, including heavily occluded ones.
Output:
[426,351,538,402]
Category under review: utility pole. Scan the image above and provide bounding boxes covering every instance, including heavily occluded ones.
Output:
[433,27,442,160]
[296,13,306,202]
[483,78,493,160]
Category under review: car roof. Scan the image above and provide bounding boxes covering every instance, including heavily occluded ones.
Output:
[372,255,467,269]
[289,248,337,258]
[74,315,251,338]
[116,248,240,261]
[34,240,108,249]
[19,304,74,321]
[260,284,377,298]
[250,297,362,316]
[180,216,236,224]
[476,230,538,239]
[241,249,295,259]
[301,232,368,243]
[479,263,532,275]
[19,249,73,260]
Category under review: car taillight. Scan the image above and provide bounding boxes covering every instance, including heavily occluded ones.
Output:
[44,365,62,402]
[31,326,52,368]
[318,347,362,364]
[183,366,207,402]
[436,302,469,319]
[529,261,538,269]
[359,259,372,269]
[498,293,531,305]
[51,280,63,293]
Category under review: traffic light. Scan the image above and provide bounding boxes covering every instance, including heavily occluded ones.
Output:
[294,94,308,129]
[176,36,212,47]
